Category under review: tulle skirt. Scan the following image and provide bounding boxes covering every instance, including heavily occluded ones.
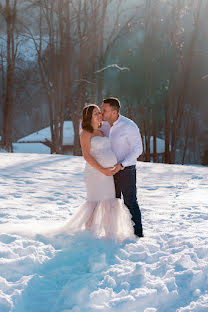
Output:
[60,198,135,242]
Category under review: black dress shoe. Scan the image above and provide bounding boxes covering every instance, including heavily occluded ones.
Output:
[135,230,144,237]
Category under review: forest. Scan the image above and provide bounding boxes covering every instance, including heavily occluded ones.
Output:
[0,0,208,164]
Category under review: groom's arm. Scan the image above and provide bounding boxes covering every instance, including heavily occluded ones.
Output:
[121,124,143,167]
[111,124,143,175]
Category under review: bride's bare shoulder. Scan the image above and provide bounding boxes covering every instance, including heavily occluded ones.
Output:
[80,130,92,141]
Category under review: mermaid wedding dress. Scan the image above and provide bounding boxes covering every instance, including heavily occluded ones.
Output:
[62,136,135,241]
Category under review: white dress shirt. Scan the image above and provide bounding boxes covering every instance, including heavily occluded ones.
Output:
[101,115,143,167]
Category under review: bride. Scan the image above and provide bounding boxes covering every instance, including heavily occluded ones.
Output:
[62,104,135,242]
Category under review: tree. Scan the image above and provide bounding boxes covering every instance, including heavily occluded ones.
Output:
[0,0,17,151]
[169,0,203,163]
[23,0,74,154]
[24,0,135,155]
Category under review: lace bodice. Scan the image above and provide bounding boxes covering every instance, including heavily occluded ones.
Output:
[84,136,117,201]
[90,136,117,168]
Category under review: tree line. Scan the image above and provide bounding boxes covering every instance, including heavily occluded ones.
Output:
[0,0,208,164]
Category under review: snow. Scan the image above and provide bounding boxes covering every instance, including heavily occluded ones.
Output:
[95,64,130,73]
[0,153,208,312]
[13,143,50,154]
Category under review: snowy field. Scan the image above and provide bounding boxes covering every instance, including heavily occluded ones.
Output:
[0,153,208,312]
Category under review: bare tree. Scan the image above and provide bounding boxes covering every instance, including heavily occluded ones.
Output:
[138,0,158,162]
[24,0,135,155]
[170,0,203,163]
[23,0,74,154]
[0,0,18,151]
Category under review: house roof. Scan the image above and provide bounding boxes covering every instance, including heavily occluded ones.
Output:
[18,121,74,145]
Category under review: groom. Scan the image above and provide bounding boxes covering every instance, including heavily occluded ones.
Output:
[101,97,144,237]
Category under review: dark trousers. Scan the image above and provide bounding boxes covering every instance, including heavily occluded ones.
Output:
[113,165,143,236]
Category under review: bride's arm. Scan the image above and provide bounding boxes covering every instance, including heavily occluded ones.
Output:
[80,131,113,176]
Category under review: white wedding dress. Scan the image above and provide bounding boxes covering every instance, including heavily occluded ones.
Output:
[62,136,135,241]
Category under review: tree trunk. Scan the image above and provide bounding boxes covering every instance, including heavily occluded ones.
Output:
[73,118,82,156]
[152,98,157,163]
[164,96,170,163]
[97,0,108,104]
[170,0,203,163]
[1,0,16,151]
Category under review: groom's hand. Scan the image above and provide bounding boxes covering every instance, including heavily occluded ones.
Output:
[101,168,114,176]
[111,164,122,175]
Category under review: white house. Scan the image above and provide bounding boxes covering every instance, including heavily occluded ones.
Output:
[14,121,74,154]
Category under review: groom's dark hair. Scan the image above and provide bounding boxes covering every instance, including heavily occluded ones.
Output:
[103,97,120,112]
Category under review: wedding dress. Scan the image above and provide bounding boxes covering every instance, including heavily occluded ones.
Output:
[62,136,135,241]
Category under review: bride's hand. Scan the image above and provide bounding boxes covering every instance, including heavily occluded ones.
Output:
[101,167,114,176]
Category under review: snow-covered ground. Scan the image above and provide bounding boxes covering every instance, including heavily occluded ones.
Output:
[0,153,208,312]
[13,143,50,154]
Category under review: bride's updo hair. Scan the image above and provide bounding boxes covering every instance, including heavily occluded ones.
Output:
[81,104,100,133]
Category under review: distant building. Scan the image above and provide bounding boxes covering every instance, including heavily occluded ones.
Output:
[15,121,74,154]
[10,127,174,163]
